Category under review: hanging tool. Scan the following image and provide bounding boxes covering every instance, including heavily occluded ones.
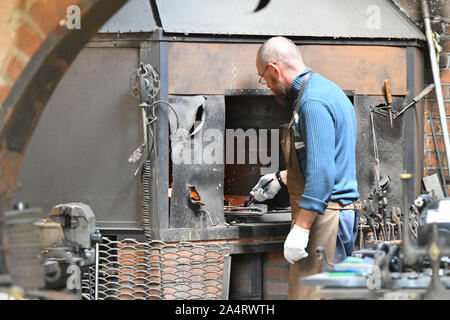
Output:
[393,84,435,119]
[428,113,449,197]
[129,63,161,242]
[366,104,393,245]
[384,79,394,128]
[242,178,274,207]
[128,63,160,171]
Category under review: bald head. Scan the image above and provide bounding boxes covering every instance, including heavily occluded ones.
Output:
[257,36,304,70]
[256,37,306,103]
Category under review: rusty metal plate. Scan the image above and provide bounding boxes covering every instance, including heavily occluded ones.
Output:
[169,95,225,229]
[168,43,407,96]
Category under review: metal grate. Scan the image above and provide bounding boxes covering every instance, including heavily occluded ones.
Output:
[81,237,230,300]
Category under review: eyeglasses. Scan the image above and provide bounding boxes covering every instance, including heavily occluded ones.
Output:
[258,64,269,85]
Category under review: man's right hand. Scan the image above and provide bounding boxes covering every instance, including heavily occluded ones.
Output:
[250,173,281,202]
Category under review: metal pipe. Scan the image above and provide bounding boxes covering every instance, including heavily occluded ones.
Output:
[95,242,99,300]
[421,0,450,185]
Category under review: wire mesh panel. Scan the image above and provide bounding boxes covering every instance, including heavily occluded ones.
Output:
[81,237,230,300]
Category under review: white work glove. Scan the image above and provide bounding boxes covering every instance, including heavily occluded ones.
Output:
[250,173,281,202]
[284,225,310,264]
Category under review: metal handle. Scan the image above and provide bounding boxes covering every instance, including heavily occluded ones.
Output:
[394,83,436,119]
[414,83,435,103]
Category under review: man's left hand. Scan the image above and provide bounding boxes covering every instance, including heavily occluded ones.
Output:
[283,225,310,264]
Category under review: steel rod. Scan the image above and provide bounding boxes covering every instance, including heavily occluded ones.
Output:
[95,242,99,300]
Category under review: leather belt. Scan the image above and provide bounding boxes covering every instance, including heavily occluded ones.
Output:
[327,201,362,213]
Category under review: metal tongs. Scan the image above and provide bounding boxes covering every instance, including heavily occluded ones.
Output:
[242,178,274,207]
[224,203,268,217]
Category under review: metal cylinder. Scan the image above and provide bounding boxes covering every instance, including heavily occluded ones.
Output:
[2,209,45,291]
[95,242,99,300]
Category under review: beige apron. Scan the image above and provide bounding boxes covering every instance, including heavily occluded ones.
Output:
[280,73,340,300]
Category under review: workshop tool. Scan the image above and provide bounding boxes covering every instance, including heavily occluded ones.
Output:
[427,114,448,197]
[301,177,450,300]
[368,80,395,126]
[224,203,268,217]
[394,84,435,119]
[242,178,274,207]
[128,64,160,169]
[364,106,396,246]
[384,79,394,128]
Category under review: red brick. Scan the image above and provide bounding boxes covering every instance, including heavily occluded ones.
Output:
[442,39,450,54]
[16,0,29,11]
[424,119,432,135]
[443,85,450,99]
[442,69,450,83]
[263,281,289,297]
[425,134,444,151]
[429,84,450,100]
[264,251,287,264]
[14,23,43,57]
[29,1,62,35]
[424,151,447,167]
[54,0,81,16]
[230,278,251,294]
[0,85,12,105]
[6,56,25,81]
[263,265,281,280]
[424,103,450,123]
[440,53,450,69]
[281,266,290,281]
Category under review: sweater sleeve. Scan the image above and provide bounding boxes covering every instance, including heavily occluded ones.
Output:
[296,99,335,214]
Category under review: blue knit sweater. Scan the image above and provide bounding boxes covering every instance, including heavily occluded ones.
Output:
[288,68,359,214]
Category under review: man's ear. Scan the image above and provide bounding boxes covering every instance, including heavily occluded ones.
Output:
[269,62,281,78]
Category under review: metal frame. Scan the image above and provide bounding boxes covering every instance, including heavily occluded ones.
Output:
[90,28,425,48]
[85,32,425,244]
[405,46,425,199]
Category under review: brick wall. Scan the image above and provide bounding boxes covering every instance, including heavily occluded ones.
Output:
[229,249,290,300]
[0,0,79,106]
[424,22,450,193]
[393,1,450,194]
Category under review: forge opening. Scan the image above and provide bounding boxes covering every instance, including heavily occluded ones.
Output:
[224,93,291,210]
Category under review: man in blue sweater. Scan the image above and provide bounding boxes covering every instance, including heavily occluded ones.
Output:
[252,36,360,299]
